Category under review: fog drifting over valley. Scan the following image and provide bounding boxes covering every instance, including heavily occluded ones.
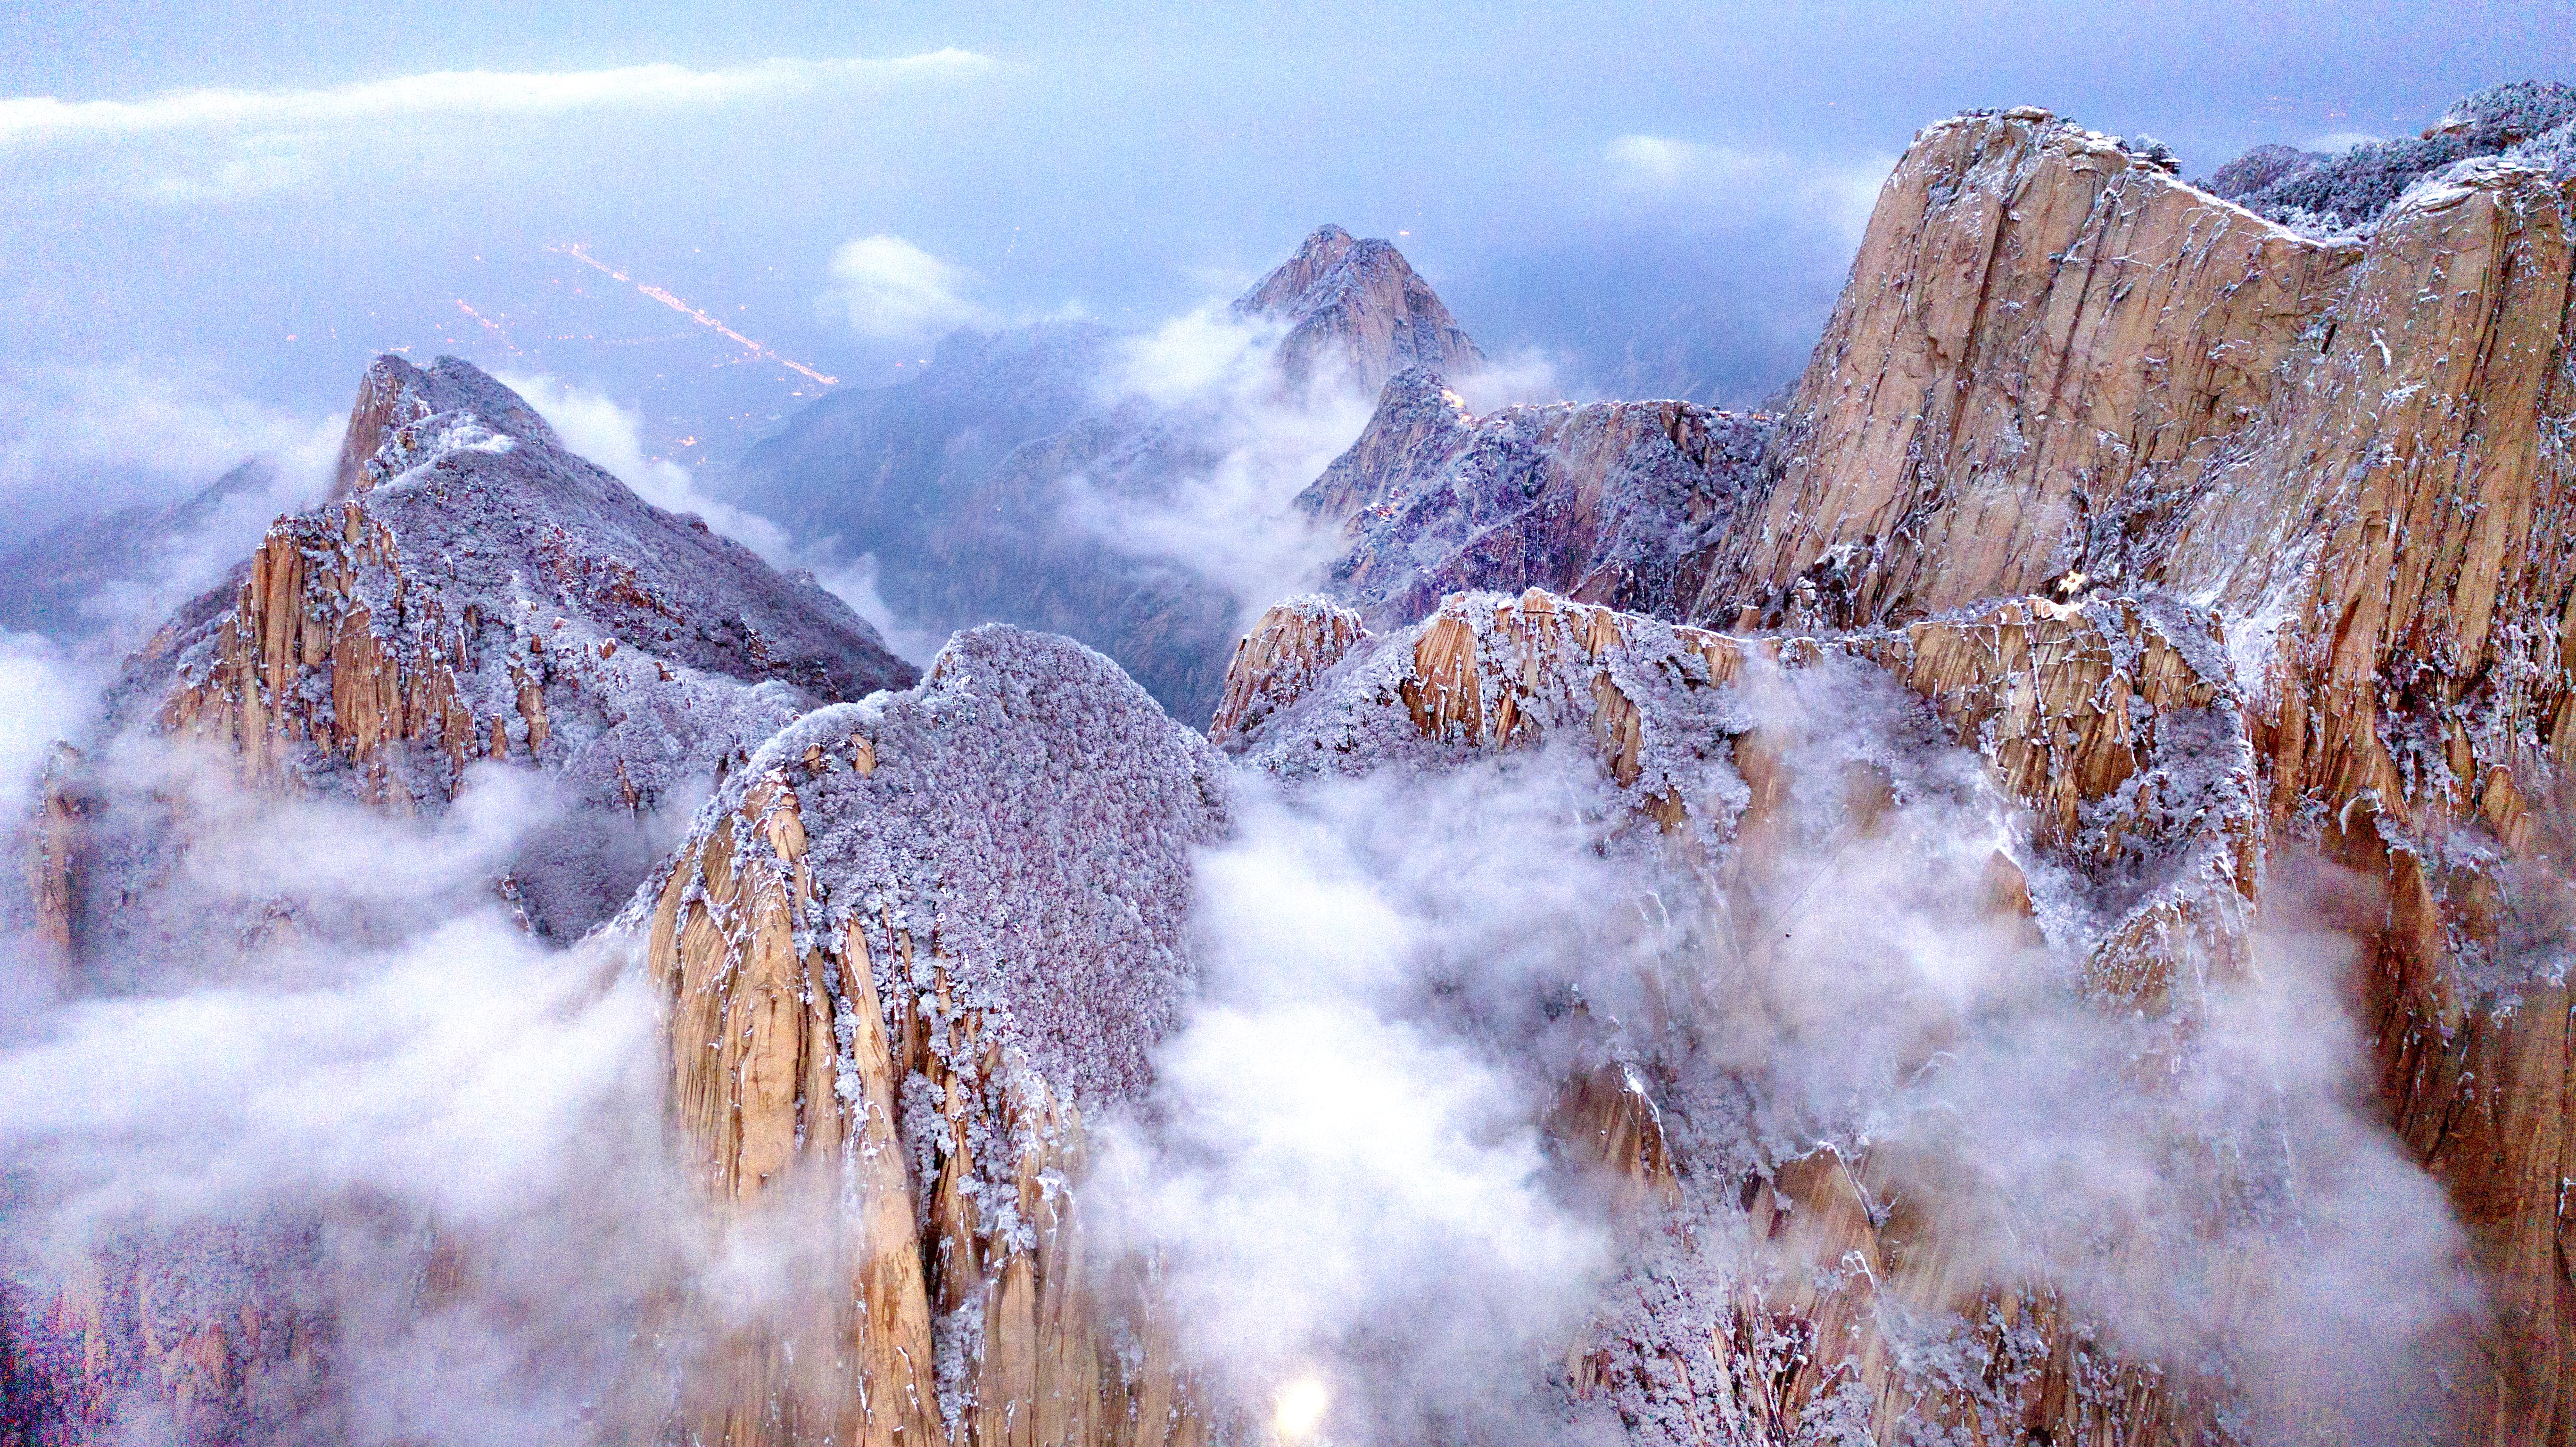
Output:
[4,6,2573,1443]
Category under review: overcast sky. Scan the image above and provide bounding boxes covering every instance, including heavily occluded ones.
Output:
[2,0,2568,518]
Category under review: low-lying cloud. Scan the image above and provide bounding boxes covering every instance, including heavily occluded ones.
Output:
[1055,304,1371,628]
[1096,654,2478,1443]
[0,726,750,1441]
[1090,767,1636,1445]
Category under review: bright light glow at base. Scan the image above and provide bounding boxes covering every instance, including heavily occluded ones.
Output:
[1273,1377,1328,1442]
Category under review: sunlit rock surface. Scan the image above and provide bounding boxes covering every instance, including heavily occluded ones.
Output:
[39,354,916,952]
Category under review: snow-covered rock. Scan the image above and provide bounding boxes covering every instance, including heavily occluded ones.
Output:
[640,625,1227,1447]
[1299,367,1771,631]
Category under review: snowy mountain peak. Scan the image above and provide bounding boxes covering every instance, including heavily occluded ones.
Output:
[1234,222,1485,392]
[1231,222,1360,315]
[331,353,562,498]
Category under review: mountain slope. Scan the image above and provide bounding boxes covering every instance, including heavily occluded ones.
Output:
[44,352,917,957]
[1232,223,1485,392]
[721,226,1486,724]
[642,624,1227,1447]
[1676,94,2576,1443]
[8,354,922,1447]
[1296,367,1772,630]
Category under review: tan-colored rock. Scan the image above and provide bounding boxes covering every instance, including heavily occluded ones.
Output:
[1677,98,2576,1441]
[1208,597,1370,747]
[641,626,1227,1447]
[26,742,86,961]
[1693,108,2359,628]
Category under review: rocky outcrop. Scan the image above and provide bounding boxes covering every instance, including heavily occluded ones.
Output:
[153,355,911,806]
[1299,368,1772,632]
[5,356,922,1447]
[7,1224,333,1446]
[1674,92,2576,1443]
[2222,81,2576,237]
[1229,584,2251,999]
[1217,582,2259,1439]
[55,354,917,946]
[1233,225,1485,394]
[640,626,1229,1447]
[1692,107,2362,629]
[1207,597,1370,748]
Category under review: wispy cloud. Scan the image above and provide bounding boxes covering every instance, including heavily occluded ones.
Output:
[818,234,994,340]
[1602,132,1889,242]
[0,50,991,148]
[0,361,340,531]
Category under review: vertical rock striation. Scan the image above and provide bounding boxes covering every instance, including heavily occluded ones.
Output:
[641,626,1229,1447]
[1676,96,2576,1443]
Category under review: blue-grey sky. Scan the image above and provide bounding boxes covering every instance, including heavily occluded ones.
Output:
[2,0,2568,523]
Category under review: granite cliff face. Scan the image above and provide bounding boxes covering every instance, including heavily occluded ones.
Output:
[673,574,2266,1444]
[641,625,1227,1447]
[1644,93,2576,1444]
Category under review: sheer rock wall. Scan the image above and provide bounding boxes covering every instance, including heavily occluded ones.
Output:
[642,627,1228,1447]
[1679,102,2576,1444]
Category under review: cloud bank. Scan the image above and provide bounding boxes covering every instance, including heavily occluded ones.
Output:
[1054,304,1369,630]
[1094,654,2477,1442]
[0,51,992,148]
